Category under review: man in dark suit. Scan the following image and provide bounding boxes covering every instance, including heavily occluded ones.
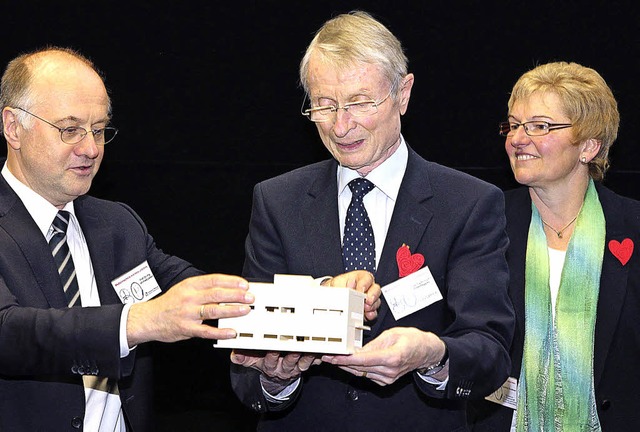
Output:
[0,47,255,431]
[230,11,515,431]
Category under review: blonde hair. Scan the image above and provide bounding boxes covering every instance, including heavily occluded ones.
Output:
[508,62,619,181]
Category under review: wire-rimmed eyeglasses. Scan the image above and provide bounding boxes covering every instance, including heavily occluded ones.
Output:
[301,91,392,123]
[499,121,572,137]
[13,107,118,145]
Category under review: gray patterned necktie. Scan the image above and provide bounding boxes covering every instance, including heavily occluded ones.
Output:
[49,210,80,307]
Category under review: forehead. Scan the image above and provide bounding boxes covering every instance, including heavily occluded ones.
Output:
[307,55,387,97]
[511,91,567,119]
[29,56,109,115]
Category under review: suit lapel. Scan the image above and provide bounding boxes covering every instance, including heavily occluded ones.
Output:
[300,161,345,276]
[370,149,434,335]
[0,175,68,307]
[593,185,630,386]
[504,188,532,376]
[377,150,433,286]
[73,196,120,305]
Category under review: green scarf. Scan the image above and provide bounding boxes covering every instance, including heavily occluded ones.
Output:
[516,180,605,432]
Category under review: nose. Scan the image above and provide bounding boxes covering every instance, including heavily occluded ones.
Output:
[332,108,356,137]
[74,133,100,158]
[509,124,530,147]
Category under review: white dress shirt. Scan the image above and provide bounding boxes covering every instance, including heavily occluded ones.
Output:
[337,137,408,269]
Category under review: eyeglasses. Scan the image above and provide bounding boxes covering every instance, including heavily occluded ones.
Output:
[14,107,118,145]
[499,121,572,137]
[302,91,392,123]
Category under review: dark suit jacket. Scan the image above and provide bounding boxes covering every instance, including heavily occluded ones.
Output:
[469,183,640,431]
[232,147,514,431]
[0,173,201,431]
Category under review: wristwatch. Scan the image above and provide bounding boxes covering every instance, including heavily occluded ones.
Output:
[417,344,449,376]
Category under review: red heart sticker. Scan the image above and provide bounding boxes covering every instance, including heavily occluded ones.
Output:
[396,244,425,277]
[608,238,634,266]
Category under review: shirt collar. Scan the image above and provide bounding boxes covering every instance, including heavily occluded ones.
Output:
[2,163,76,237]
[337,135,408,200]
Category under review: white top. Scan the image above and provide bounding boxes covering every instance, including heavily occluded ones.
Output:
[548,247,567,319]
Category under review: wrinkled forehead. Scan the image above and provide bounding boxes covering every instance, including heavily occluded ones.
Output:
[307,56,388,95]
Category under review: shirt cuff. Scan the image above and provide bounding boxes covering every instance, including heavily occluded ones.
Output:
[416,371,449,391]
[119,303,135,358]
[260,375,301,403]
[315,276,332,286]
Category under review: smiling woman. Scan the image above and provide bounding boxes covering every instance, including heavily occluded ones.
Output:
[505,91,585,198]
[469,62,640,432]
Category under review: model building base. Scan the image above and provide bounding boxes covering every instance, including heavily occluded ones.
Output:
[214,274,369,354]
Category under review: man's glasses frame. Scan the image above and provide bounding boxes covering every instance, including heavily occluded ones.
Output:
[13,107,118,145]
[301,91,392,123]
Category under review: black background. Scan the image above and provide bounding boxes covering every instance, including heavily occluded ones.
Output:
[3,1,639,430]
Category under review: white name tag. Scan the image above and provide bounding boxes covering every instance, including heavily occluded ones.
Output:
[111,261,161,304]
[485,376,518,410]
[381,266,442,320]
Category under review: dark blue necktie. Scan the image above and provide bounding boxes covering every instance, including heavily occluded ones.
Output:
[49,210,80,307]
[342,178,376,272]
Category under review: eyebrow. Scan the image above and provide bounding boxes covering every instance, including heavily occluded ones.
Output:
[54,115,111,125]
[507,114,555,121]
[313,88,377,99]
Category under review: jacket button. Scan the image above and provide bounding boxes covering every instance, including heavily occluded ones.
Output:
[346,389,359,401]
[71,416,83,429]
[600,399,611,411]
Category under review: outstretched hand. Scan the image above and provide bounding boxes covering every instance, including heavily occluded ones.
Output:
[127,273,254,346]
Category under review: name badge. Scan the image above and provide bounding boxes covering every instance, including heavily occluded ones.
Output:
[485,376,518,410]
[381,266,442,320]
[111,260,161,304]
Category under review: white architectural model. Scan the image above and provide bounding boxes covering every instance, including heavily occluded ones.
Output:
[214,274,369,354]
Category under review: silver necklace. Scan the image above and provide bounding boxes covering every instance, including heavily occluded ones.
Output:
[541,215,579,238]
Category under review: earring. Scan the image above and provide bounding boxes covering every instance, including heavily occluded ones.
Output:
[581,156,587,164]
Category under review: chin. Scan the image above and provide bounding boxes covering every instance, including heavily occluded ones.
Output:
[514,176,534,187]
[340,151,369,165]
[67,183,93,198]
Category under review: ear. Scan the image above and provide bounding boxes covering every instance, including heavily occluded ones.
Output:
[580,138,601,163]
[398,73,414,116]
[2,108,22,151]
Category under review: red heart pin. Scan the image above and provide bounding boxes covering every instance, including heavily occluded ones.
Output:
[608,238,634,266]
[396,244,425,277]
